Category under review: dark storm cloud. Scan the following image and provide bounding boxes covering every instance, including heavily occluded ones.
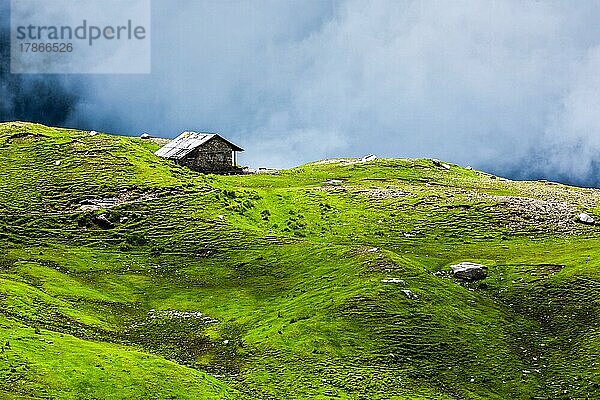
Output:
[0,0,82,126]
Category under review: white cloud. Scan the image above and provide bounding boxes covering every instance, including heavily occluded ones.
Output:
[55,0,600,184]
[541,45,600,180]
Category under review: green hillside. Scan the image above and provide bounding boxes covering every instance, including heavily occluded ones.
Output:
[1,121,600,399]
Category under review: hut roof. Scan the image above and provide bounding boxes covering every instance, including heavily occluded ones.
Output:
[155,131,244,160]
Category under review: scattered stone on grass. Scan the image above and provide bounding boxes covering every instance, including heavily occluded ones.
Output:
[80,198,118,211]
[401,289,418,299]
[382,278,405,284]
[147,309,218,323]
[355,187,408,199]
[473,194,581,232]
[77,188,170,211]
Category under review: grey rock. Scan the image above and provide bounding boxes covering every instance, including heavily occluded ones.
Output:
[450,262,488,281]
[432,158,450,170]
[94,213,114,229]
[401,289,418,299]
[578,213,595,225]
[361,154,377,162]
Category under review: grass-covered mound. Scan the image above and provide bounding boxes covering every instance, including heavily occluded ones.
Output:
[1,121,600,399]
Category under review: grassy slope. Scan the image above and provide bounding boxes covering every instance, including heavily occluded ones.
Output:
[1,122,600,399]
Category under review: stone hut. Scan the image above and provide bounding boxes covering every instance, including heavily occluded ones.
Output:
[155,131,244,173]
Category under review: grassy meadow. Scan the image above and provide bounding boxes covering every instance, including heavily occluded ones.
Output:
[1,122,600,399]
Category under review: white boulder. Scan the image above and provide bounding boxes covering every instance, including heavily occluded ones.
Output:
[578,213,594,225]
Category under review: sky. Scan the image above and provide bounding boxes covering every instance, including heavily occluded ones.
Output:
[2,0,600,186]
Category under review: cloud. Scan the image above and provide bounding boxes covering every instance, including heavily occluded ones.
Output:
[4,0,600,186]
[539,44,600,182]
[0,0,82,125]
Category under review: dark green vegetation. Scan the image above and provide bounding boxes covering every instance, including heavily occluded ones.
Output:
[1,122,600,399]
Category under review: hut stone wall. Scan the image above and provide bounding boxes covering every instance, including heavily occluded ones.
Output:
[179,136,234,173]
